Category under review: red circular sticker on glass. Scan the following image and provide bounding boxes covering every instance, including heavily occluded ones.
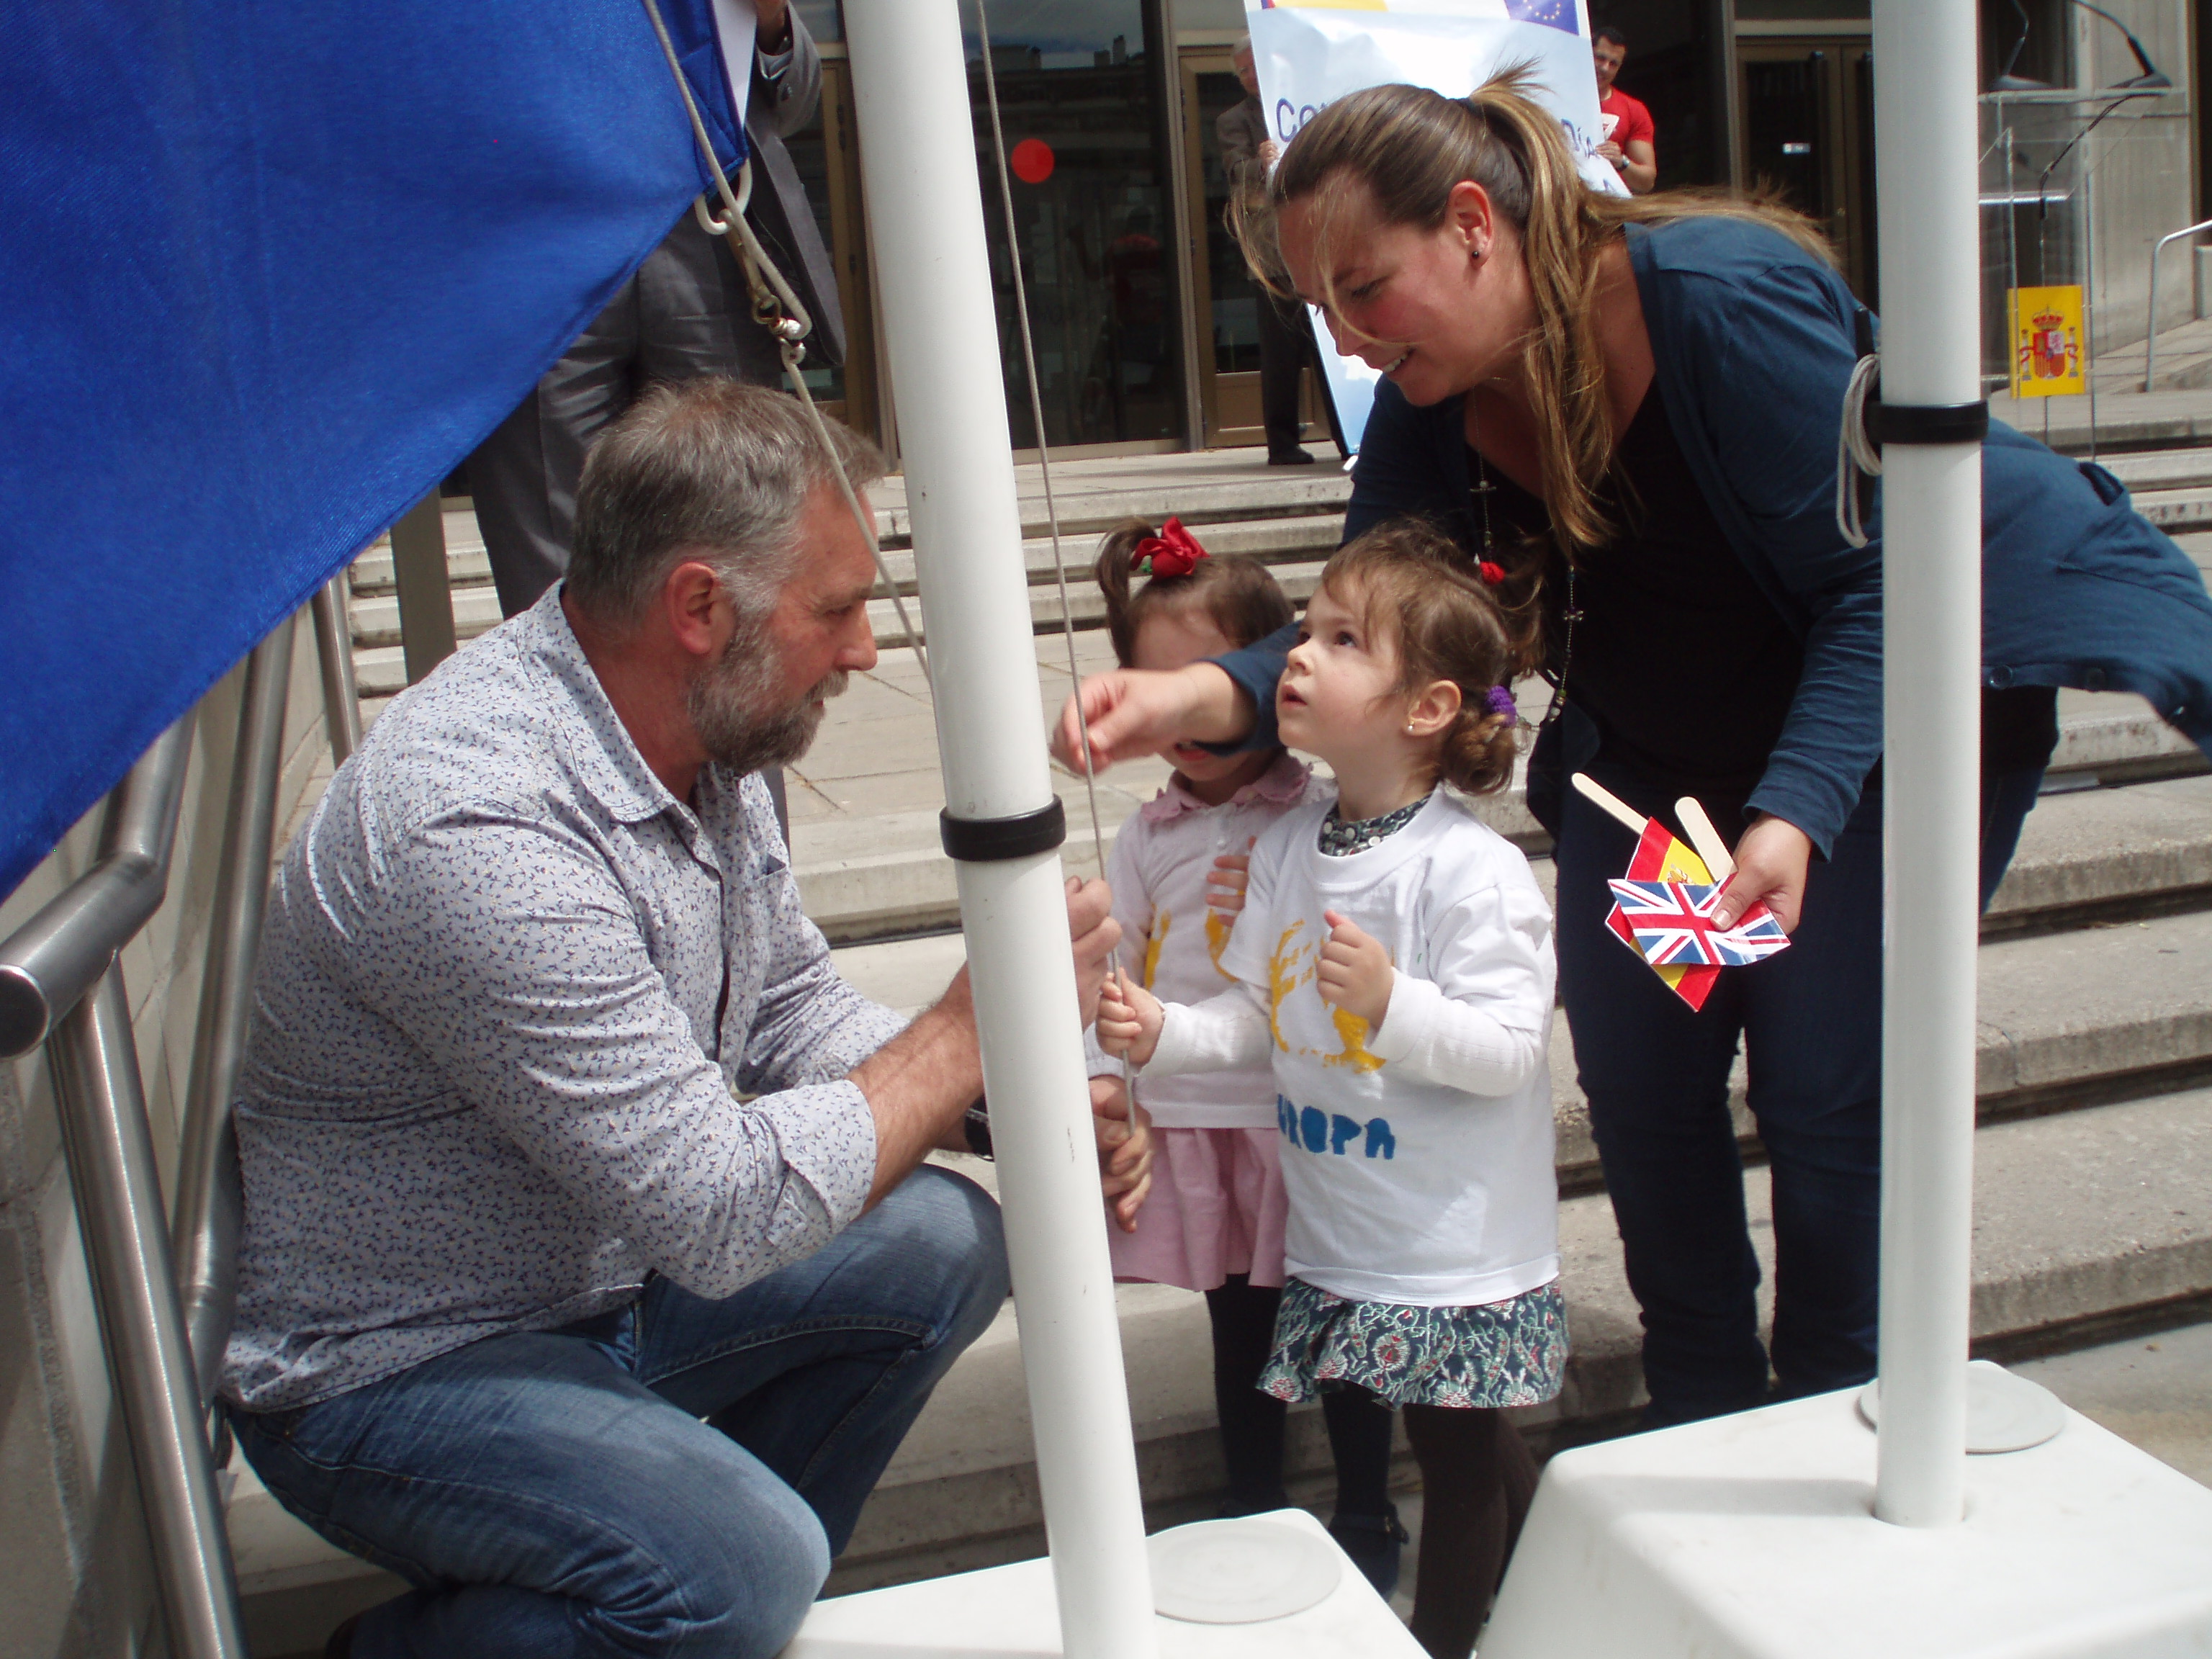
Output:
[1010,138,1056,184]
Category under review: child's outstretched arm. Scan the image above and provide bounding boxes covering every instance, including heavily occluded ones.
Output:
[1100,971,1273,1076]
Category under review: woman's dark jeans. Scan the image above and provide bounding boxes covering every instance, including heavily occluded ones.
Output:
[1554,770,2043,1427]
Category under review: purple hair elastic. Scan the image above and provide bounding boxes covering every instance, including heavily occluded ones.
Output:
[1485,685,1519,721]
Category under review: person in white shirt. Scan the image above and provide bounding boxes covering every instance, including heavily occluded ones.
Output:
[1101,521,1563,1659]
[1086,519,1407,1593]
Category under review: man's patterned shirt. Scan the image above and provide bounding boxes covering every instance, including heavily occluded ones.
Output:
[222,589,899,1411]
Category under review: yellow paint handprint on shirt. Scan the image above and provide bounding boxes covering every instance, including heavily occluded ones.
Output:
[1325,1005,1386,1072]
[1142,909,1170,989]
[1205,908,1234,979]
[1266,917,1388,1072]
[1267,921,1312,1053]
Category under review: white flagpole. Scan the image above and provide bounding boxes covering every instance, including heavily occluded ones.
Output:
[840,4,1161,1652]
[1870,0,1983,1528]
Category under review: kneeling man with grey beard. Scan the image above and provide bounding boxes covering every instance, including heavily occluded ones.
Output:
[220,379,1148,1659]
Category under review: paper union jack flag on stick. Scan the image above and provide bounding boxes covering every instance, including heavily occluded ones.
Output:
[1606,880,1792,968]
[1573,775,1792,1010]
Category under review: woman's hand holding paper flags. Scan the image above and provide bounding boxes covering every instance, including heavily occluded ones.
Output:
[1572,775,1792,1011]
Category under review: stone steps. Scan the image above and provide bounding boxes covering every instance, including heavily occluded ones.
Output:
[342,495,1349,690]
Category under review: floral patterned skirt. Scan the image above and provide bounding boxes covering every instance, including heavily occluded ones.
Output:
[1256,1277,1568,1409]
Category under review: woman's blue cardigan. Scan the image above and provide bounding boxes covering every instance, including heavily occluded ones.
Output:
[1212,215,2212,856]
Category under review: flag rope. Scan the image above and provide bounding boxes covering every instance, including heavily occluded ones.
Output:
[636,0,931,688]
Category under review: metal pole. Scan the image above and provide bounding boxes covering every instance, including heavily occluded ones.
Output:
[843,4,1160,1654]
[389,492,457,684]
[310,572,364,765]
[1871,0,1982,1530]
[2085,158,2099,457]
[172,623,292,1406]
[53,961,248,1657]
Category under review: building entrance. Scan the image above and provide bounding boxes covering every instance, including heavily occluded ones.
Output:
[967,6,1187,453]
[1177,47,1330,450]
[1737,34,1879,302]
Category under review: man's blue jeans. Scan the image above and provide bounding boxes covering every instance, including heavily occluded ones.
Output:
[229,1166,1007,1658]
[1554,772,2040,1427]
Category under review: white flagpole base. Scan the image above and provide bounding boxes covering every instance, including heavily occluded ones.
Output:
[781,1508,1422,1657]
[1479,1384,2212,1659]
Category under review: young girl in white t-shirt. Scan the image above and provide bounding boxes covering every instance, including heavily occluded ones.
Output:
[1100,521,1564,1659]
[1087,519,1409,1593]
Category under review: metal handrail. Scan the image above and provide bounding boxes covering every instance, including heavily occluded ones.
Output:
[0,721,193,1057]
[2142,217,2212,390]
[54,966,248,1659]
[173,625,292,1408]
[0,718,251,1657]
[310,572,363,766]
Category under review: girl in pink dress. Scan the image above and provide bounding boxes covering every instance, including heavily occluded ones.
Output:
[1091,518,1408,1593]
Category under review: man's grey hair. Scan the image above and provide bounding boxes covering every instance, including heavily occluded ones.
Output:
[567,377,886,630]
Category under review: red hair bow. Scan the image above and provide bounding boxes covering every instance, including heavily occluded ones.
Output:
[1134,516,1208,579]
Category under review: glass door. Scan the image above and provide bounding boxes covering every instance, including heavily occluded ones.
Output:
[1737,37,1878,302]
[1179,49,1329,448]
[964,6,1186,450]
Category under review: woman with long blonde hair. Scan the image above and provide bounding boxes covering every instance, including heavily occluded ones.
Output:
[1056,73,2212,1498]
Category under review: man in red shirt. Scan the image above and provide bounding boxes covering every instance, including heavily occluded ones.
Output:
[1593,24,1658,194]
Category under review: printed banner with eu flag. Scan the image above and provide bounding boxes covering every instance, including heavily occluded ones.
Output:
[0,0,749,898]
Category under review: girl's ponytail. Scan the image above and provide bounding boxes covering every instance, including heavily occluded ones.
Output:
[1092,518,1295,669]
[1094,520,1150,668]
[1438,693,1520,797]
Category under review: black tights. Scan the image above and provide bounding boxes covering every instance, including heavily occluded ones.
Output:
[1401,1403,1540,1659]
[1202,1277,1395,1519]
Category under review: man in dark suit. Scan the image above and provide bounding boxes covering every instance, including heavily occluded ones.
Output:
[467,0,843,619]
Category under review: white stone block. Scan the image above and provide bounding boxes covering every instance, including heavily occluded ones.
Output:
[1483,1375,2212,1659]
[782,1508,1423,1657]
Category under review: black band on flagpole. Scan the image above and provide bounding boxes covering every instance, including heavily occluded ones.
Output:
[1866,397,1990,446]
[939,799,1068,863]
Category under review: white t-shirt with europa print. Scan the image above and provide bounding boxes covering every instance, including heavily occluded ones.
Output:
[1151,787,1560,1307]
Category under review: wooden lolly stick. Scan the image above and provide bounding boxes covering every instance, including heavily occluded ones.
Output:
[1570,772,1650,837]
[1675,796,1737,881]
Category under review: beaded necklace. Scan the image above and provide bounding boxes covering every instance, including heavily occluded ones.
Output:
[1468,392,1580,728]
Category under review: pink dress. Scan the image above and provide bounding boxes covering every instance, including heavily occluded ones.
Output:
[1097,754,1319,1292]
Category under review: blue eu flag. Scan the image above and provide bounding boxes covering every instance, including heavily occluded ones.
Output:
[0,0,747,897]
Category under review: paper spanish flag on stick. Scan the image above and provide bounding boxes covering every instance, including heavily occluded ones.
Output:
[1573,776,1789,1011]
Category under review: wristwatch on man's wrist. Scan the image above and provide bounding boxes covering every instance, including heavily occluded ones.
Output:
[962,1100,993,1159]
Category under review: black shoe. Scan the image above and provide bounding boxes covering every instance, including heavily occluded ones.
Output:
[1268,447,1318,466]
[325,1614,362,1659]
[1328,1504,1410,1599]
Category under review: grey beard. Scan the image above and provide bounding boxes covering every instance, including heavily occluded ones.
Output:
[688,624,848,778]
